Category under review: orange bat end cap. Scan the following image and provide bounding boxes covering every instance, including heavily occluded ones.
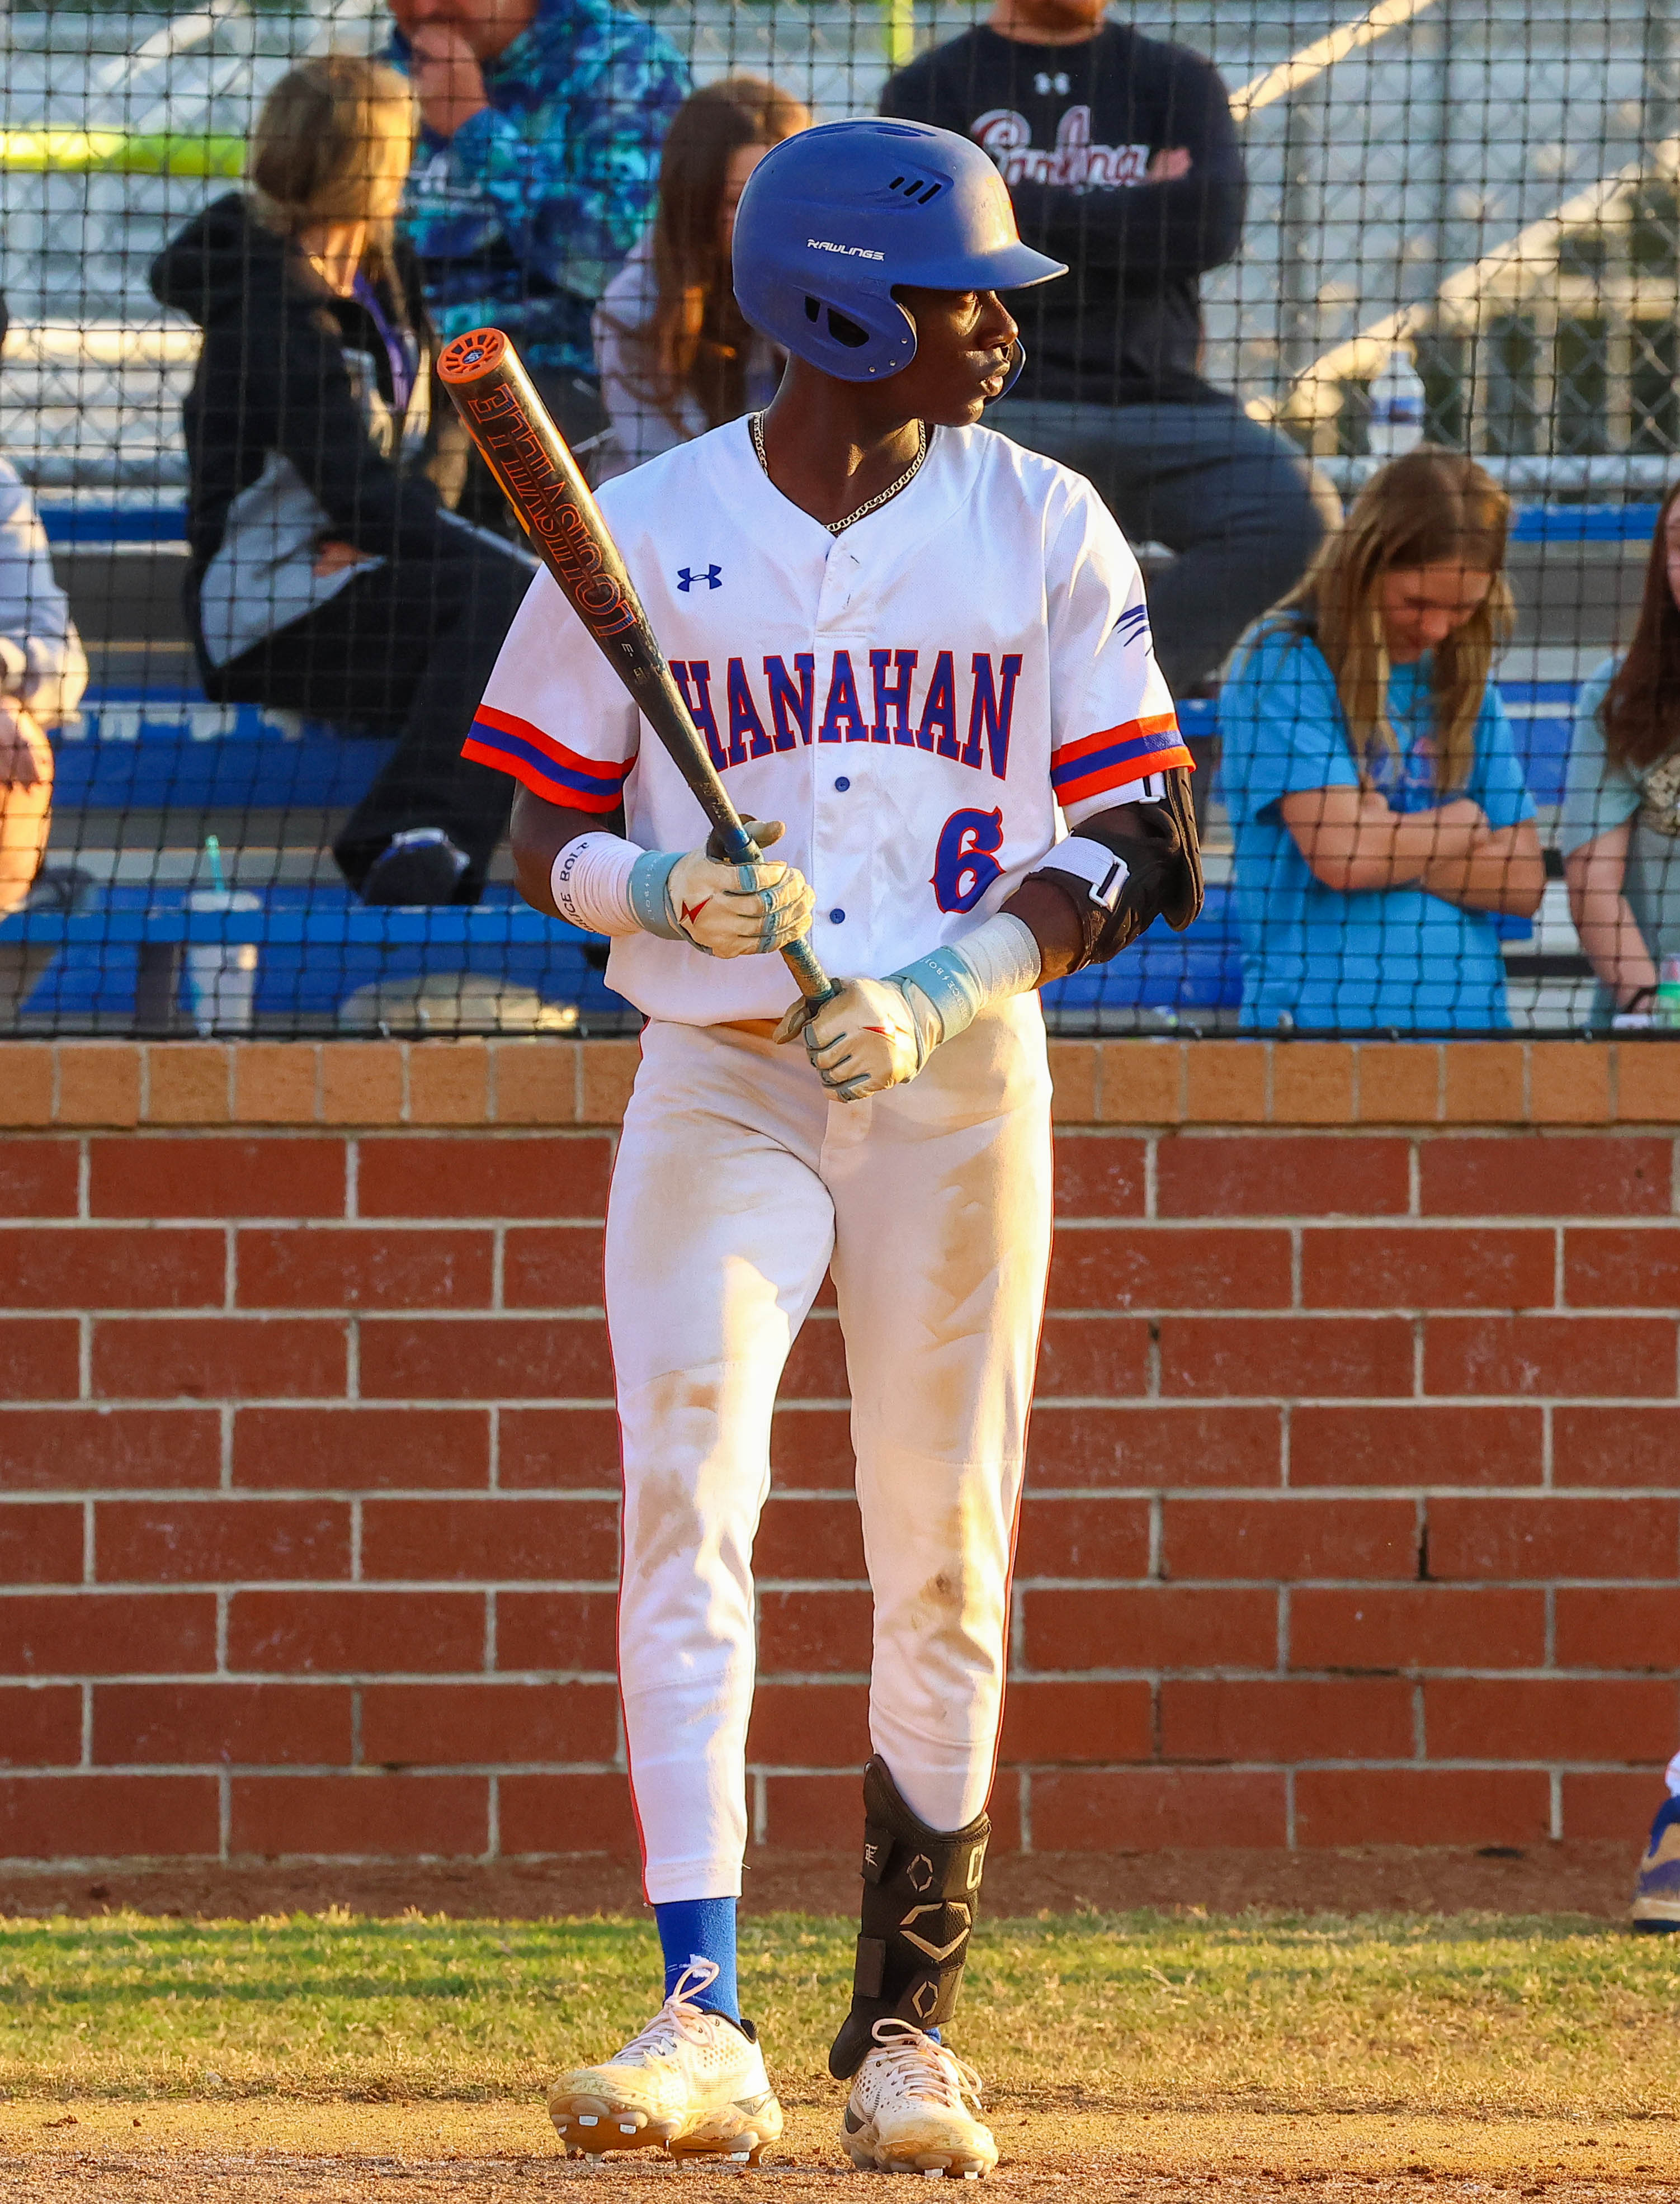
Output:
[438,328,510,384]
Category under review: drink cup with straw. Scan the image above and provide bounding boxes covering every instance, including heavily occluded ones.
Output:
[185,835,261,1033]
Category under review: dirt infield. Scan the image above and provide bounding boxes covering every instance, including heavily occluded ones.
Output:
[1,1849,1660,2202]
[0,1839,1643,1924]
[6,2104,1679,2203]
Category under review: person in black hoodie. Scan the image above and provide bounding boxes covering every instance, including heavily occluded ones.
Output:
[883,0,1336,701]
[151,54,535,905]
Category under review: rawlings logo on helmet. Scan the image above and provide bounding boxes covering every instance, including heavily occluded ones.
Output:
[733,117,1065,386]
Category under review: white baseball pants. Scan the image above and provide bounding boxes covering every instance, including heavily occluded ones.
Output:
[606,1001,1053,1904]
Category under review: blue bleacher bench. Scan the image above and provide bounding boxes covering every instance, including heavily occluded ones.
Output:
[41,497,1664,549]
[52,675,1581,821]
[54,689,393,813]
[43,489,1617,822]
[28,674,1560,1024]
[40,498,191,546]
[1,876,1241,1026]
[1,883,635,1025]
[1508,503,1661,544]
[35,682,1247,1024]
[38,470,1618,1026]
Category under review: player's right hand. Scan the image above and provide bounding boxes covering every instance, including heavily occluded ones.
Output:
[773,975,932,1103]
[667,819,815,959]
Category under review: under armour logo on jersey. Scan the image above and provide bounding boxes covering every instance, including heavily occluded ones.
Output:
[1034,70,1071,95]
[678,564,723,592]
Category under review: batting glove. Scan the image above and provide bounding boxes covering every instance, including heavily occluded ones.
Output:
[631,819,815,960]
[773,917,1044,1103]
[773,975,937,1103]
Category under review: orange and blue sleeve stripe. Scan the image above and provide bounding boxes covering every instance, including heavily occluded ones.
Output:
[1050,714,1193,807]
[461,705,633,813]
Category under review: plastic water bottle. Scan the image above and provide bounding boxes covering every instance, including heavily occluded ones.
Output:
[1656,955,1680,1030]
[1367,346,1426,457]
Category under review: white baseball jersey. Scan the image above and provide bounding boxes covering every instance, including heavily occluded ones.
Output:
[467,416,1186,1022]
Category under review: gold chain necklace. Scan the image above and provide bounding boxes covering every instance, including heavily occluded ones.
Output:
[748,412,929,535]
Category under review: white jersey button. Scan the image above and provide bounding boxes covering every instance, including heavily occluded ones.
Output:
[829,909,846,924]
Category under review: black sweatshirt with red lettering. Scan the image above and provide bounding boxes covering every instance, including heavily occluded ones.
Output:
[881,23,1245,408]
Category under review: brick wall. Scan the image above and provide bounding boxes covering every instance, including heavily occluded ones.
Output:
[1,1036,1676,1866]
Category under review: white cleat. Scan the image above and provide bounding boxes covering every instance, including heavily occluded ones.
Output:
[546,1958,784,2164]
[840,2017,999,2179]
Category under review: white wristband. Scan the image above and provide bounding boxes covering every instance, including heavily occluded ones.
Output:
[957,910,1044,998]
[550,832,640,934]
[888,913,1042,1051]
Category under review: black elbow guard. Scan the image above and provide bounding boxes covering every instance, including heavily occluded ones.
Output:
[1031,764,1205,971]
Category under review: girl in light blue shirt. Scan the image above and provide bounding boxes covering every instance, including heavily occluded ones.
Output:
[1560,484,1680,1026]
[1220,448,1543,1031]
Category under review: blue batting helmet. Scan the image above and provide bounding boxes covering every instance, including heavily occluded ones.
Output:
[732,118,1066,385]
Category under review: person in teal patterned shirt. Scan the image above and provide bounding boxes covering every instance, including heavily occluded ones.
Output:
[387,0,687,457]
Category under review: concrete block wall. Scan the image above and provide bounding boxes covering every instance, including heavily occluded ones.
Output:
[0,1037,1676,1865]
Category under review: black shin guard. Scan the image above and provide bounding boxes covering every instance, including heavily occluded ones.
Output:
[827,1756,990,2079]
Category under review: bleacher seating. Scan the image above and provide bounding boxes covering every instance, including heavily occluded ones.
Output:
[1509,502,1661,544]
[38,494,190,545]
[38,678,1580,826]
[17,497,1623,1031]
[7,882,627,1028]
[12,674,1550,1030]
[50,689,391,813]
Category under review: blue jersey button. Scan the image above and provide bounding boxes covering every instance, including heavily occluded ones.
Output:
[829,908,846,925]
[834,776,850,791]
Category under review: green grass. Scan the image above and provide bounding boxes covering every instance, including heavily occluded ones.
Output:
[1,1911,1676,2117]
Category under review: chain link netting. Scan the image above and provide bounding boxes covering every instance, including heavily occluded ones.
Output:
[0,1,1674,1037]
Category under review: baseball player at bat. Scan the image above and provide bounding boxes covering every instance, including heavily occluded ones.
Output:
[463,117,1201,2178]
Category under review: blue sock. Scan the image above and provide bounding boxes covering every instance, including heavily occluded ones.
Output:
[654,1896,740,2022]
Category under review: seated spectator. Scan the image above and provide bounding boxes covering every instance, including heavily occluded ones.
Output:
[0,292,87,1022]
[881,0,1337,704]
[1560,483,1680,1027]
[0,289,87,924]
[1220,449,1544,1032]
[0,704,51,924]
[388,0,687,513]
[592,77,809,480]
[151,55,535,906]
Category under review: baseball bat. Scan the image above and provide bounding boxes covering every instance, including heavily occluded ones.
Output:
[437,327,837,1011]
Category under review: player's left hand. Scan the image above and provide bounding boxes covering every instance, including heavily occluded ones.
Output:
[666,818,815,959]
[773,975,933,1103]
